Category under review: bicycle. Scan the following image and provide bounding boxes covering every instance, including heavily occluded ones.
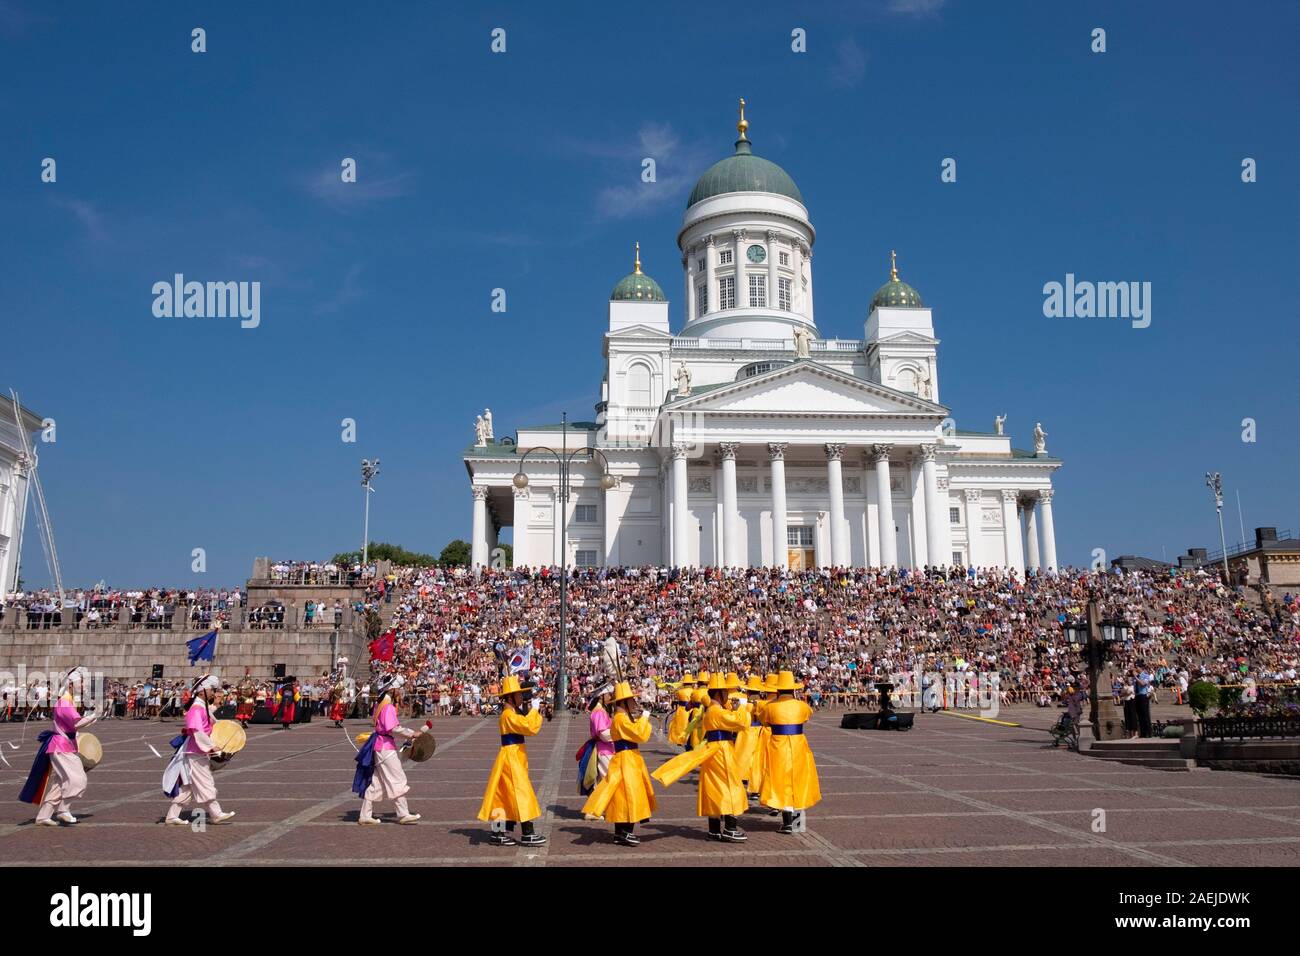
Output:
[1048,713,1079,752]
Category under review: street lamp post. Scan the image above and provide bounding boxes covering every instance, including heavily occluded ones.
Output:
[361,459,380,566]
[512,413,616,715]
[1064,597,1132,734]
[1205,472,1230,586]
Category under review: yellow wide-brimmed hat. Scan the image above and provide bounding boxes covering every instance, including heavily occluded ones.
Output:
[706,673,728,692]
[612,681,636,703]
[679,672,696,686]
[724,671,741,689]
[775,670,804,691]
[745,675,766,693]
[675,687,692,702]
[496,675,526,697]
[765,673,779,692]
[697,669,711,683]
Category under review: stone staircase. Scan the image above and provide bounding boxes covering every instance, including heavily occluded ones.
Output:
[1085,738,1198,772]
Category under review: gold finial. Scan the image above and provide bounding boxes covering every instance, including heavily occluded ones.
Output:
[737,97,749,140]
[633,241,642,275]
[890,249,899,281]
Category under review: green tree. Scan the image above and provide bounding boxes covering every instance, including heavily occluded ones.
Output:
[331,542,438,566]
[438,539,471,567]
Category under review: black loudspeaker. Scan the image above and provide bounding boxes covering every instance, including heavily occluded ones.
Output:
[840,712,880,730]
[273,663,286,680]
[152,664,164,679]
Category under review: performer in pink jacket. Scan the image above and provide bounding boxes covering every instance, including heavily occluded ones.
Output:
[20,667,98,827]
[162,675,235,826]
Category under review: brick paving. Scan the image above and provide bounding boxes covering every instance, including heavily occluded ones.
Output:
[2,706,1297,866]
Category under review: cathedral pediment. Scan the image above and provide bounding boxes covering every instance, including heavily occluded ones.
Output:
[875,330,938,346]
[666,360,946,417]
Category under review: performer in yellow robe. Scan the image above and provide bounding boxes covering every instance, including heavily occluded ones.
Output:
[652,672,751,842]
[478,675,545,847]
[734,674,767,800]
[667,680,693,747]
[760,671,822,834]
[581,681,656,846]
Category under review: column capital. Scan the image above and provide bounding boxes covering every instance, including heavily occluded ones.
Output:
[919,443,938,462]
[824,442,846,461]
[767,441,788,461]
[1001,489,1019,503]
[732,229,745,243]
[718,442,740,460]
[765,229,777,243]
[1038,488,1054,502]
[471,485,488,501]
[870,443,893,463]
[703,233,715,247]
[964,488,982,503]
[513,485,530,500]
[670,442,691,461]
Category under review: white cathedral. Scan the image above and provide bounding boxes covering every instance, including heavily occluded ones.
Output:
[464,103,1061,573]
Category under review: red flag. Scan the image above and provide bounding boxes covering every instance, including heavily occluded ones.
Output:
[369,629,395,661]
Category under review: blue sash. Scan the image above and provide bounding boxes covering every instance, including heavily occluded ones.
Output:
[352,730,391,797]
[769,723,804,735]
[614,740,639,752]
[500,734,525,746]
[18,730,62,805]
[705,730,737,743]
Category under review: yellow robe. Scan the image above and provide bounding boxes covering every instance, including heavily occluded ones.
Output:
[759,697,821,811]
[744,698,770,795]
[581,712,657,824]
[477,705,543,823]
[667,703,690,746]
[687,693,708,750]
[652,702,750,817]
[733,700,762,784]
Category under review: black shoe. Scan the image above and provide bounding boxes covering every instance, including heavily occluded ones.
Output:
[519,833,547,847]
[490,832,518,847]
[778,823,795,834]
[721,828,748,843]
[615,832,640,847]
[767,808,781,816]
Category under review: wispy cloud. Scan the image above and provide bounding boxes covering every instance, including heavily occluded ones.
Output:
[51,197,107,242]
[304,156,415,210]
[828,36,868,89]
[313,262,366,314]
[578,122,712,221]
[887,0,947,17]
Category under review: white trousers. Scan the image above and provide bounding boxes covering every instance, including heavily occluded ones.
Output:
[36,752,87,822]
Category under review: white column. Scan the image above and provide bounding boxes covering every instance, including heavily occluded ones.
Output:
[703,235,715,316]
[1039,488,1058,573]
[512,487,530,568]
[720,442,740,567]
[804,245,814,324]
[964,489,983,568]
[921,445,945,569]
[766,230,779,310]
[603,476,619,566]
[684,250,695,323]
[471,486,488,570]
[793,242,805,316]
[936,476,953,566]
[871,444,897,568]
[1024,498,1041,572]
[769,443,788,569]
[733,230,747,308]
[713,451,725,567]
[671,443,690,567]
[825,444,848,567]
[552,487,564,567]
[1001,490,1025,573]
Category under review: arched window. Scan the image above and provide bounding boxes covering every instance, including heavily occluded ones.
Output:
[626,363,651,406]
[895,365,918,394]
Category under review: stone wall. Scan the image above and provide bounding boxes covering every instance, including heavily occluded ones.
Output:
[0,618,369,684]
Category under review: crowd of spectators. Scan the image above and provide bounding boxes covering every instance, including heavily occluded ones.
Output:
[1,587,241,630]
[363,565,1299,716]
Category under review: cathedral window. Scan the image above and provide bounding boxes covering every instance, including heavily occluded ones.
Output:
[574,504,597,523]
[719,276,736,310]
[719,249,733,265]
[627,363,651,405]
[575,549,599,567]
[778,277,792,311]
[696,258,705,273]
[749,274,767,308]
[949,507,961,525]
[696,282,708,315]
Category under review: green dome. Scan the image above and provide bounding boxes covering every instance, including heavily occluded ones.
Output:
[610,271,666,302]
[870,253,923,309]
[687,139,802,207]
[610,245,665,301]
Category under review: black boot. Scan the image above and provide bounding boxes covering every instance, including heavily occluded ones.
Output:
[721,815,747,842]
[780,811,796,834]
[708,817,722,840]
[519,820,547,847]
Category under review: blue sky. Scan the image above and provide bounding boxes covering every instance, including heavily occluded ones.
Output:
[3,0,1297,586]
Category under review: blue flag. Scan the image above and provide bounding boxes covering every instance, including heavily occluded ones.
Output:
[187,630,218,665]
